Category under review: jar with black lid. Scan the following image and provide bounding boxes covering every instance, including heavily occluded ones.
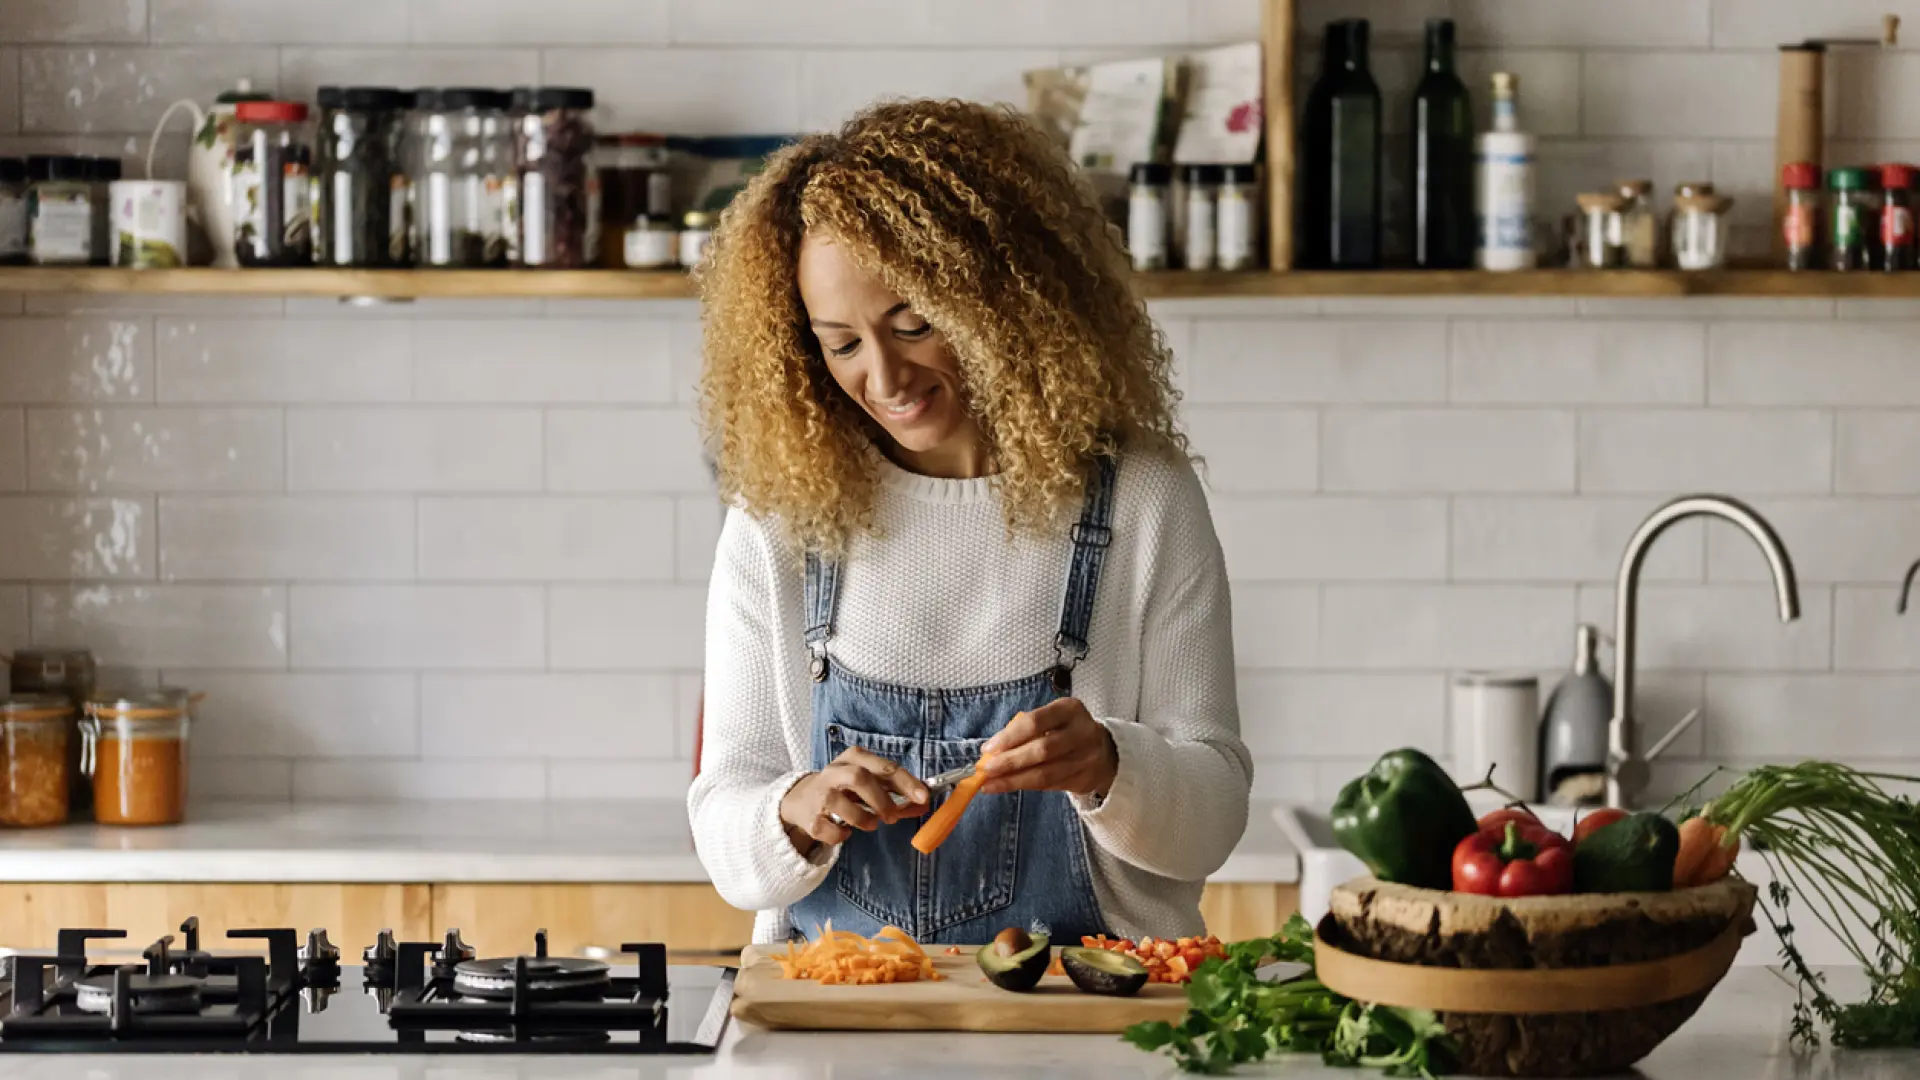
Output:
[514,87,599,268]
[413,87,514,268]
[0,157,27,265]
[315,85,411,267]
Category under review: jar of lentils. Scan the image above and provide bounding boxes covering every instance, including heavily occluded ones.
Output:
[515,87,599,268]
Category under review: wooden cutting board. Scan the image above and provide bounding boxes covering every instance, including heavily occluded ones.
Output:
[730,944,1191,1032]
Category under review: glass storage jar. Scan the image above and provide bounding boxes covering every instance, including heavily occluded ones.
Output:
[315,85,411,268]
[9,647,95,816]
[413,88,514,268]
[0,158,28,267]
[595,133,670,268]
[83,689,192,826]
[28,155,96,266]
[231,100,313,266]
[0,696,74,827]
[1670,193,1732,270]
[515,87,599,268]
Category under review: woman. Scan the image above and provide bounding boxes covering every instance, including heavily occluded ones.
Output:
[688,98,1251,946]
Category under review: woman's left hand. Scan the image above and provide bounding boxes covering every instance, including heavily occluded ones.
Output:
[978,699,1119,797]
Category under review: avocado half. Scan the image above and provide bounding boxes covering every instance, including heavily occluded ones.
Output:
[1060,946,1149,997]
[977,928,1052,992]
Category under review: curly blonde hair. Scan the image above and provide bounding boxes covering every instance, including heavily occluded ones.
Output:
[696,98,1186,553]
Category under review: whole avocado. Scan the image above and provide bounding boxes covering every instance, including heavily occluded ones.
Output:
[1574,811,1680,893]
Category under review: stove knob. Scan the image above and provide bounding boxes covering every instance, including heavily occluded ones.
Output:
[441,928,476,964]
[302,984,334,1014]
[362,928,397,966]
[299,928,341,965]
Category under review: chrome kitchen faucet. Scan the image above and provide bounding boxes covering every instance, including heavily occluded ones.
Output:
[1607,495,1800,809]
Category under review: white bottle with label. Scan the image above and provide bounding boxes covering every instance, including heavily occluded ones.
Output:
[1475,71,1535,271]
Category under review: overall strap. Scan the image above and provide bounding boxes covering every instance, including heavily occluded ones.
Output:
[803,551,840,682]
[1051,455,1117,692]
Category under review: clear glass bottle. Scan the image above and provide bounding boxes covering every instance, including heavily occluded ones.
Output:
[413,88,514,268]
[231,100,313,266]
[1126,162,1171,271]
[1671,193,1732,271]
[515,87,599,269]
[0,158,27,265]
[27,155,96,266]
[1614,179,1658,268]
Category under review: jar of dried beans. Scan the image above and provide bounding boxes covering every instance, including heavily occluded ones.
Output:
[0,696,74,827]
[83,689,192,827]
[514,87,599,268]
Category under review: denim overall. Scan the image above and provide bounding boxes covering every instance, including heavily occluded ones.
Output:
[785,457,1118,944]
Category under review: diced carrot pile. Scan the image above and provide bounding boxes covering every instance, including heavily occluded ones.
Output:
[1081,934,1228,984]
[775,923,944,985]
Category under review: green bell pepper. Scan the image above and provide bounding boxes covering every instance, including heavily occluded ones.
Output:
[1330,748,1480,889]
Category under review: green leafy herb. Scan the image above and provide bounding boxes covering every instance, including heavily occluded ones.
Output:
[1122,914,1455,1077]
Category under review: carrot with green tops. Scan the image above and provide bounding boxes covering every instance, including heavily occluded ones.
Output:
[910,754,992,854]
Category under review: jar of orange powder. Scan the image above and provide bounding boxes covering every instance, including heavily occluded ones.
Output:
[82,689,193,826]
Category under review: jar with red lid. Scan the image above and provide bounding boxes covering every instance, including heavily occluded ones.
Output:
[1781,161,1821,271]
[1883,162,1916,271]
[231,100,313,266]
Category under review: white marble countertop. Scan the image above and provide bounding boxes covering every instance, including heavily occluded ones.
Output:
[0,799,1298,884]
[0,967,1908,1078]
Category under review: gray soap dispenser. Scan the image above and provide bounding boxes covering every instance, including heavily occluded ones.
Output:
[1538,624,1612,807]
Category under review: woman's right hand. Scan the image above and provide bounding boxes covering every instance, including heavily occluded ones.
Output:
[780,748,930,853]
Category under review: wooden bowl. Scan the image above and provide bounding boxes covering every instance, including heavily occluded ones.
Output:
[1314,876,1758,1078]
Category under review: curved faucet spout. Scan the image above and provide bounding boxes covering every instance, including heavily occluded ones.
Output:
[1609,495,1800,807]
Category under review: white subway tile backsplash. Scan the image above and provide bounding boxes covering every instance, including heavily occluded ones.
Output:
[539,49,800,134]
[1451,497,1704,583]
[1575,297,1836,320]
[546,408,710,494]
[159,496,414,581]
[1579,411,1833,495]
[149,0,406,44]
[418,497,674,582]
[674,496,724,582]
[0,50,19,136]
[291,585,545,669]
[1835,52,1920,140]
[0,587,27,656]
[0,0,148,43]
[1184,407,1317,492]
[667,318,702,405]
[23,294,284,316]
[412,321,673,404]
[1246,758,1317,801]
[27,407,284,493]
[1706,675,1920,758]
[1186,321,1447,404]
[287,408,541,493]
[1211,497,1448,581]
[1577,583,1831,671]
[1583,53,1775,138]
[1709,0,1904,48]
[157,319,410,404]
[1836,413,1920,495]
[1705,499,1920,584]
[1320,585,1575,670]
[670,0,926,46]
[1458,51,1581,139]
[293,760,546,801]
[674,673,701,759]
[1230,583,1319,668]
[410,0,670,46]
[1455,0,1711,47]
[1238,672,1442,758]
[1834,587,1920,671]
[0,496,154,579]
[546,760,692,801]
[1711,323,1920,406]
[178,672,419,758]
[1324,409,1576,494]
[1451,322,1705,405]
[1190,0,1262,43]
[0,319,151,402]
[33,584,287,668]
[0,411,25,492]
[21,48,279,134]
[277,49,538,102]
[926,0,1188,47]
[421,674,678,759]
[799,49,1056,132]
[1295,0,1447,40]
[189,757,293,801]
[549,584,707,670]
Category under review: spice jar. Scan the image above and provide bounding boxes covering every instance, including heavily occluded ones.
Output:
[1671,193,1733,271]
[10,647,95,816]
[1576,191,1627,268]
[0,696,73,827]
[232,100,313,266]
[515,87,599,268]
[1181,164,1220,271]
[28,155,96,265]
[315,86,411,268]
[1613,179,1658,268]
[1216,163,1259,271]
[413,88,514,268]
[1882,163,1916,272]
[1127,162,1171,271]
[1782,161,1821,270]
[83,689,192,827]
[0,158,26,265]
[1829,166,1873,272]
[679,210,713,268]
[595,133,670,268]
[623,214,676,269]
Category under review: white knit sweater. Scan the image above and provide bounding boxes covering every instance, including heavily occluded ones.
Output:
[687,447,1252,944]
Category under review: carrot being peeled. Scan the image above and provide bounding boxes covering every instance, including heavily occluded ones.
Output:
[910,755,992,854]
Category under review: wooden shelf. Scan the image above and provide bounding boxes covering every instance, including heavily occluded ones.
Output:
[2,266,1916,301]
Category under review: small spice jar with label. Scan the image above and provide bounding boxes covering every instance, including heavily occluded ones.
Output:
[1216,163,1259,270]
[1781,161,1822,270]
[0,696,75,828]
[1126,162,1172,271]
[1613,179,1659,268]
[83,689,192,827]
[1671,193,1733,271]
[1576,192,1627,268]
[1181,164,1220,271]
[1829,166,1873,271]
[678,210,713,268]
[623,214,676,269]
[1882,162,1916,271]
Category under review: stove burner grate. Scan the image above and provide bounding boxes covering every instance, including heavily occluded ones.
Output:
[73,973,204,1015]
[452,956,611,1001]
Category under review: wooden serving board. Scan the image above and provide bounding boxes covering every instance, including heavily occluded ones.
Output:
[730,944,1191,1032]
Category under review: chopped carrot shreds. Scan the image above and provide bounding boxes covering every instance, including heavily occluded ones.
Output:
[775,923,944,985]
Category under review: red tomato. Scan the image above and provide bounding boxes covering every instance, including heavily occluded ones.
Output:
[1573,808,1631,847]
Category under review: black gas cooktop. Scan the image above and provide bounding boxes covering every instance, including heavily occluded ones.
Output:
[0,918,735,1054]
